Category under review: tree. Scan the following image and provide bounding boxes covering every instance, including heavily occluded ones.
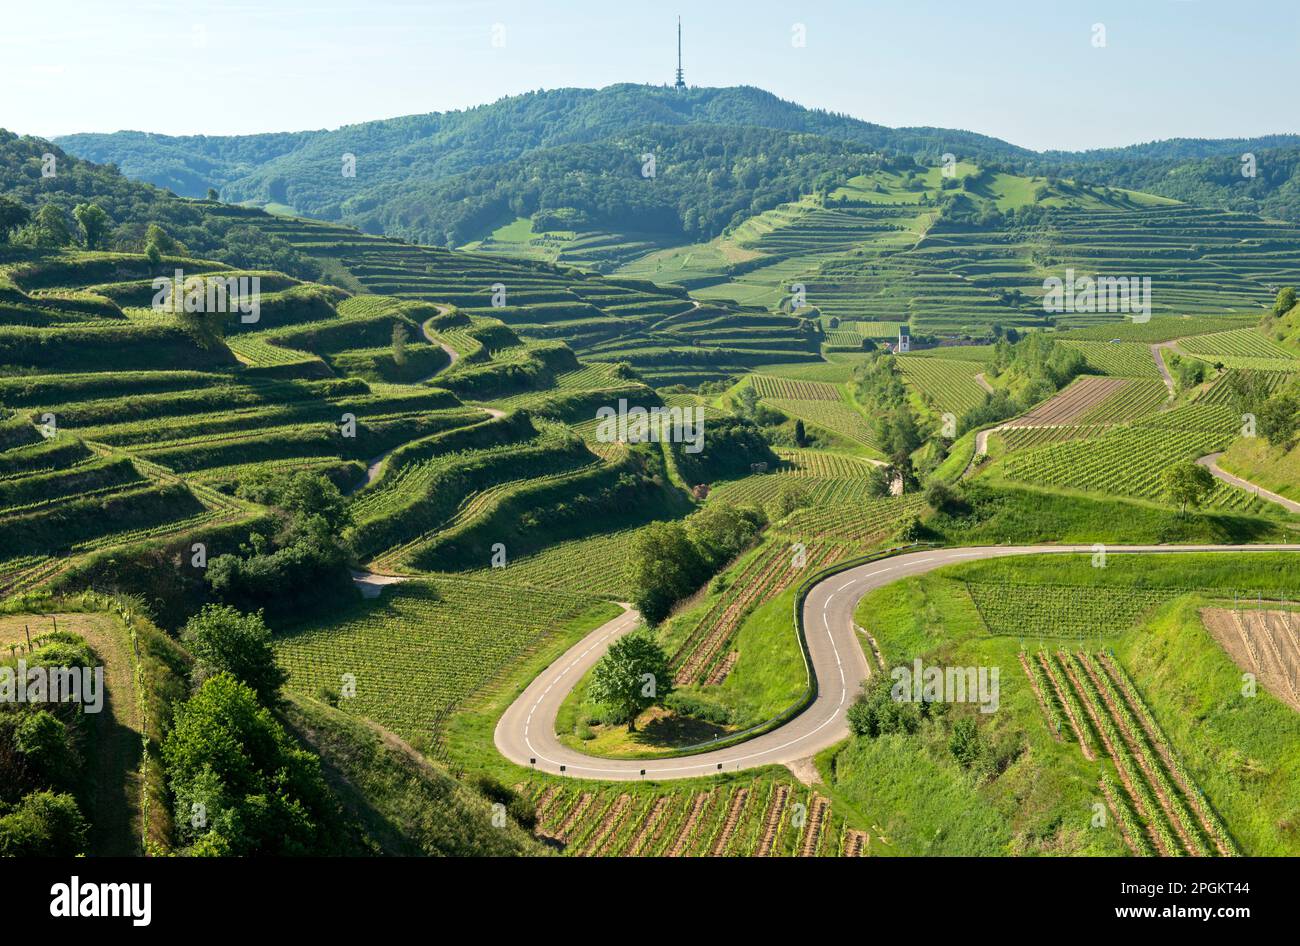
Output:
[206,188,220,201]
[793,418,806,447]
[162,674,329,856]
[73,202,110,250]
[27,204,71,247]
[587,633,673,730]
[1258,395,1298,447]
[628,521,704,625]
[1273,286,1297,317]
[924,479,962,513]
[866,464,893,498]
[734,384,760,419]
[0,195,30,243]
[181,605,287,704]
[13,711,74,787]
[1161,461,1214,515]
[391,322,409,368]
[144,222,183,255]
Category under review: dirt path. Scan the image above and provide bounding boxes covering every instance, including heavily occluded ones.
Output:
[1198,452,1300,514]
[973,371,994,394]
[349,568,409,599]
[421,307,461,368]
[1151,341,1177,399]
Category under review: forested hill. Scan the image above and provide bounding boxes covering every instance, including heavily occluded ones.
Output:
[1023,145,1300,224]
[52,83,1300,243]
[54,85,1029,242]
[0,130,321,279]
[56,85,1031,198]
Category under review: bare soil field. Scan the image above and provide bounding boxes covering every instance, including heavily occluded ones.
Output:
[1007,376,1128,427]
[1201,607,1300,712]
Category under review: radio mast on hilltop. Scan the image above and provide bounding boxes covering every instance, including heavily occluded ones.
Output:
[675,16,686,89]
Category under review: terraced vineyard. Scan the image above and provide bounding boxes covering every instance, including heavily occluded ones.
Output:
[774,492,929,545]
[1200,369,1295,405]
[761,398,879,450]
[1176,329,1297,361]
[1060,341,1161,378]
[749,374,843,401]
[238,208,820,386]
[1008,376,1167,428]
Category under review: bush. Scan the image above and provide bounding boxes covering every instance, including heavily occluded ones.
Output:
[182,604,287,704]
[0,791,89,856]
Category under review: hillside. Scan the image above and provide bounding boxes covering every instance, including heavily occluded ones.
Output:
[7,83,1300,867]
[55,83,1029,198]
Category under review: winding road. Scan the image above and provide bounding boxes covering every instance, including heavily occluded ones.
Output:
[495,543,1300,780]
[1198,452,1300,514]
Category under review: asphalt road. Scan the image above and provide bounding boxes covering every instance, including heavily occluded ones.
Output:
[494,543,1300,780]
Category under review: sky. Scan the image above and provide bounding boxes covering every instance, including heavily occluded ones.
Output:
[3,0,1297,151]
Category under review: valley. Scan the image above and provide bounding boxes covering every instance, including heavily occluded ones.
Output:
[5,76,1300,867]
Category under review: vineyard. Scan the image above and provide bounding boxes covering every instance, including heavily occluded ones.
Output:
[774,493,929,546]
[748,374,843,401]
[670,539,844,686]
[1200,606,1300,711]
[525,777,865,857]
[275,577,605,755]
[1176,329,1297,361]
[1023,649,1237,857]
[895,355,988,416]
[997,426,1261,511]
[965,581,1178,638]
[761,397,879,450]
[705,447,883,509]
[1060,341,1161,378]
[1006,376,1168,429]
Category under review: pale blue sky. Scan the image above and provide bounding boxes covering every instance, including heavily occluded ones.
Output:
[4,0,1296,151]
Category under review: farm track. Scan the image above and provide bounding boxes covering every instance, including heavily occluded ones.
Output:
[1197,453,1300,515]
[1152,342,1177,398]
